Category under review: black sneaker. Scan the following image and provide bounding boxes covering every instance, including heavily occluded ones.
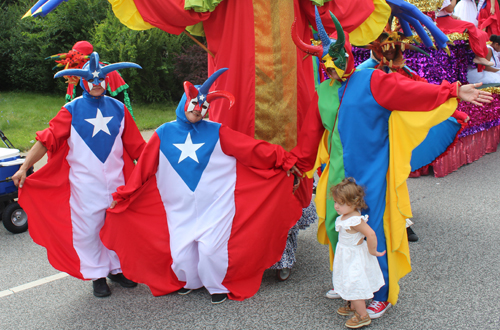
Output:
[407,227,419,242]
[93,278,111,297]
[177,288,193,295]
[107,273,138,288]
[211,293,228,304]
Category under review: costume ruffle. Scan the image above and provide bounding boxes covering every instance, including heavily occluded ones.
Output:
[335,215,368,231]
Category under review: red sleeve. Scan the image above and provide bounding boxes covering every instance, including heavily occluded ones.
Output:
[133,0,210,34]
[113,132,160,203]
[122,106,146,160]
[370,70,459,111]
[290,93,325,173]
[300,0,374,36]
[452,110,469,122]
[36,107,72,153]
[219,125,297,171]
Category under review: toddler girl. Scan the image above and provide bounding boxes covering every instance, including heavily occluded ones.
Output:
[331,178,386,329]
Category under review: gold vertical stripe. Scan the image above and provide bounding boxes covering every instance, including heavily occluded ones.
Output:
[253,0,297,150]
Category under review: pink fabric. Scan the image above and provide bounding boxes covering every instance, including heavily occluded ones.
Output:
[431,126,500,177]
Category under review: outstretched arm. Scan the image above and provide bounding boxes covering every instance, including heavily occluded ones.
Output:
[13,108,71,188]
[12,141,47,188]
[371,70,492,111]
[219,125,297,172]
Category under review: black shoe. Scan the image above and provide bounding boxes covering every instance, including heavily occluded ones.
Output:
[211,293,228,304]
[177,288,193,295]
[107,273,138,288]
[93,278,111,297]
[407,227,419,242]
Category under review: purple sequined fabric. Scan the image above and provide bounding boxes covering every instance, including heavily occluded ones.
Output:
[352,41,500,138]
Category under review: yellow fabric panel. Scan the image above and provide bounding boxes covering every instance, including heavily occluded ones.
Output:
[185,0,224,12]
[108,0,154,31]
[253,0,297,150]
[186,22,206,37]
[349,0,391,46]
[307,130,329,239]
[304,130,335,268]
[383,98,458,305]
[309,0,333,5]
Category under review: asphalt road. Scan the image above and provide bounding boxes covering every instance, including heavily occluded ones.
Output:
[1,137,499,329]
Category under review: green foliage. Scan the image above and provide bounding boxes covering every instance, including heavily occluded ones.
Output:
[0,91,176,151]
[0,0,208,104]
[1,0,110,94]
[173,43,209,87]
[92,11,192,103]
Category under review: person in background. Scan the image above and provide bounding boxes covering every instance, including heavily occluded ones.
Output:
[47,41,136,118]
[436,0,494,67]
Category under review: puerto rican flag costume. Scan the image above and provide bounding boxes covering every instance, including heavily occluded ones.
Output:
[19,53,145,280]
[291,10,468,306]
[101,70,302,301]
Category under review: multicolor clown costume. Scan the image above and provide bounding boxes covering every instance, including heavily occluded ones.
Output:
[356,30,469,173]
[19,52,145,280]
[291,10,466,305]
[100,69,302,301]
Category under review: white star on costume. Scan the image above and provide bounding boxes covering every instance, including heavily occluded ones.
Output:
[173,132,205,163]
[199,94,205,101]
[85,109,113,137]
[92,70,100,78]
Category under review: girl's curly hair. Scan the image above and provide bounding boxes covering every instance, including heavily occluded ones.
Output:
[331,177,368,210]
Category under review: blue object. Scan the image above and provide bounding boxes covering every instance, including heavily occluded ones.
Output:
[410,117,461,171]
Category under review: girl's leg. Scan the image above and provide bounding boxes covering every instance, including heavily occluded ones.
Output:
[351,300,368,318]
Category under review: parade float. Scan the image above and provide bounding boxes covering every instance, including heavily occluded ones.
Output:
[353,0,500,177]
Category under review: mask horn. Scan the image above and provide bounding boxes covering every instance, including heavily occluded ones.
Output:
[315,6,331,57]
[199,68,228,96]
[183,81,199,100]
[206,91,235,110]
[291,18,323,57]
[328,11,345,55]
[101,62,142,76]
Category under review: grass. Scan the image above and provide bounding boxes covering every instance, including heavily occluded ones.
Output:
[0,91,177,151]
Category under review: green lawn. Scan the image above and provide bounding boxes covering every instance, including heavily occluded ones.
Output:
[0,91,177,151]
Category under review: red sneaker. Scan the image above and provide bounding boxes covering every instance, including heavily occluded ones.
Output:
[367,300,391,319]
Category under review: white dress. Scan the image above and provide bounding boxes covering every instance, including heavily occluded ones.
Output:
[454,0,478,26]
[332,215,385,301]
[467,45,500,84]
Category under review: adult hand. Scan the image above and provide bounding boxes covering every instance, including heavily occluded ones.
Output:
[491,5,496,15]
[458,82,493,106]
[110,200,117,209]
[12,169,27,188]
[287,165,302,193]
[286,165,302,178]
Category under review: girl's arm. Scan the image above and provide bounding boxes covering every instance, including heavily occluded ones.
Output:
[353,221,386,257]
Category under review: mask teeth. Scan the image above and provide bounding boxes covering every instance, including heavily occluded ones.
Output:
[100,80,106,89]
[88,81,94,91]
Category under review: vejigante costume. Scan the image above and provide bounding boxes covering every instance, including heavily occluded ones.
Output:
[19,52,145,280]
[101,71,302,301]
